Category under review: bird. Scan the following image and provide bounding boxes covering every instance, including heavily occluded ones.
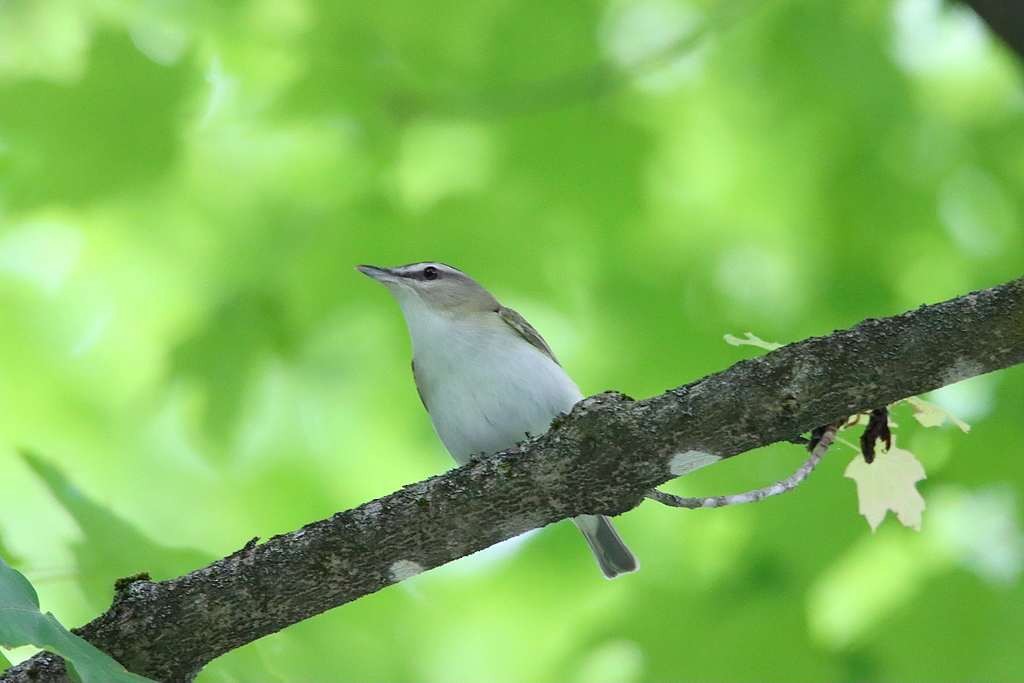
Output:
[357,261,637,579]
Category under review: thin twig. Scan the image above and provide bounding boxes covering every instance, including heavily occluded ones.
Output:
[646,423,839,509]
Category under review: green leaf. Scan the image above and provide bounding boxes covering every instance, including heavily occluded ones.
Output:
[0,535,20,672]
[0,557,154,682]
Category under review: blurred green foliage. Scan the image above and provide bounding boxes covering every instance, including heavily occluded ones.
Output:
[1,0,1022,681]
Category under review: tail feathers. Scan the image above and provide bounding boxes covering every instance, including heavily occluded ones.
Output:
[574,515,638,579]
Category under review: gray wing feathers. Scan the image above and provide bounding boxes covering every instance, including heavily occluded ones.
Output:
[497,306,560,366]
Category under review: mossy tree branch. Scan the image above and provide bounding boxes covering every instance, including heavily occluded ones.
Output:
[4,277,1023,683]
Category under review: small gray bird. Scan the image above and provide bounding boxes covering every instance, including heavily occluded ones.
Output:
[357,261,637,578]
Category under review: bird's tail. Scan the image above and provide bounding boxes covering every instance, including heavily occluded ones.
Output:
[574,514,638,579]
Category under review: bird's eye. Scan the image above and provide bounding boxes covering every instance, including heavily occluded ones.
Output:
[423,266,439,281]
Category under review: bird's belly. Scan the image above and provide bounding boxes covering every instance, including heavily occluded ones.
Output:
[421,347,581,464]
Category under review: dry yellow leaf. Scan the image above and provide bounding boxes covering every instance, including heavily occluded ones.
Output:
[905,396,970,433]
[845,446,927,532]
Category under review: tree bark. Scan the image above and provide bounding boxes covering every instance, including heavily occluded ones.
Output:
[4,277,1023,682]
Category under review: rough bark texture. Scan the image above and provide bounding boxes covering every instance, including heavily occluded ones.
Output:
[4,277,1024,682]
[960,0,1024,61]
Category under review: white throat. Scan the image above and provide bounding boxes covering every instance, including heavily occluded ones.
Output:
[392,289,464,358]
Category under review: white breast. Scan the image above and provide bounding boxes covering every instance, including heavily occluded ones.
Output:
[407,309,582,464]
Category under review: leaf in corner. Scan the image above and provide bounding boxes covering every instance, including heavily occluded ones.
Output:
[844,446,927,531]
[0,557,154,682]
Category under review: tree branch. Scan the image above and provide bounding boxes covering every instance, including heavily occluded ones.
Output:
[4,277,1023,683]
[959,0,1024,62]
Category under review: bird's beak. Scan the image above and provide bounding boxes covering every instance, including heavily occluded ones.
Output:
[356,264,399,284]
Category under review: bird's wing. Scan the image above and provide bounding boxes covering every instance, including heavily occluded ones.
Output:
[411,359,429,412]
[497,305,560,366]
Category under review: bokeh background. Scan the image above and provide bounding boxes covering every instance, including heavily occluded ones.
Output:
[2,0,1023,680]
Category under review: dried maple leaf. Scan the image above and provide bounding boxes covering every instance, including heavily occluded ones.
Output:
[845,445,927,531]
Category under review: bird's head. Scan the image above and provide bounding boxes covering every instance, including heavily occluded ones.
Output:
[357,262,498,316]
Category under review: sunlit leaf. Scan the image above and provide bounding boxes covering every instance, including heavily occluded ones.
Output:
[0,557,153,682]
[904,396,971,433]
[723,332,783,351]
[845,445,927,531]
